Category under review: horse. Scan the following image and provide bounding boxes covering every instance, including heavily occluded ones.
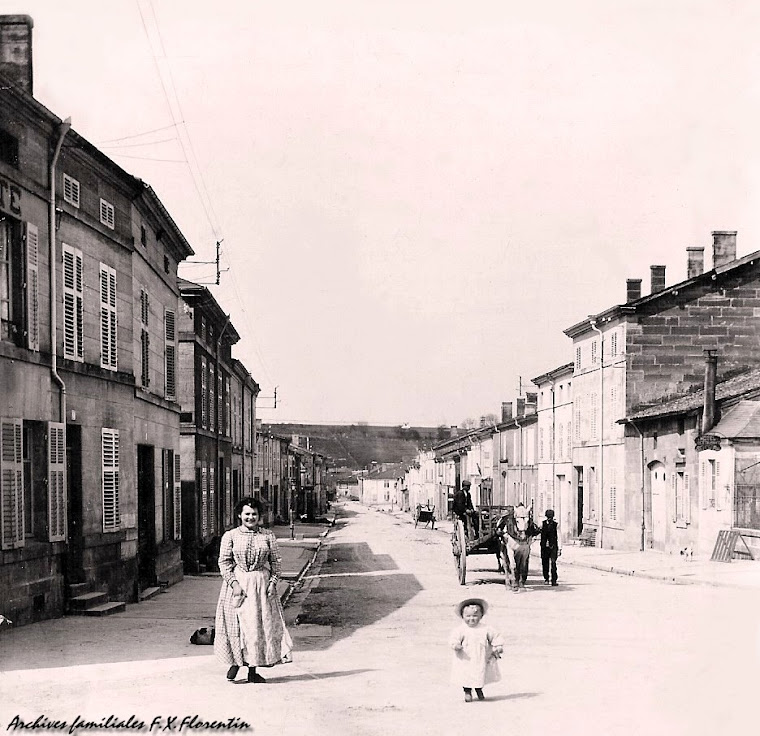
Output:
[497,507,541,591]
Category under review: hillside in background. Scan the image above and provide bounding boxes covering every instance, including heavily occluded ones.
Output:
[264,423,453,469]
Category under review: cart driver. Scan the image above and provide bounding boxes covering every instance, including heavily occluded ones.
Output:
[453,481,479,538]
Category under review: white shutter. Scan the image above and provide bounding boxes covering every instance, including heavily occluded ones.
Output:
[1,418,24,550]
[164,308,176,400]
[671,473,677,522]
[173,453,182,540]
[102,428,120,530]
[684,473,691,524]
[63,245,84,360]
[209,465,216,533]
[715,461,722,511]
[700,461,707,510]
[100,264,117,370]
[25,223,39,351]
[201,464,208,537]
[48,422,67,541]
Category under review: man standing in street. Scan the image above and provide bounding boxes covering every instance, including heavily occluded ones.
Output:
[540,509,562,586]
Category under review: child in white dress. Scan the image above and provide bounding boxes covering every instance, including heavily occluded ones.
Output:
[449,597,504,702]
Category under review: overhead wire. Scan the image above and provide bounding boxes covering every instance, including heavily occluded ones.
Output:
[96,123,179,144]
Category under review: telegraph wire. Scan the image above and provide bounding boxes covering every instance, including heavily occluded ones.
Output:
[96,123,179,144]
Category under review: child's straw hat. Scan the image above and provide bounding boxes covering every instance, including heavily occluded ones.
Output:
[455,598,489,618]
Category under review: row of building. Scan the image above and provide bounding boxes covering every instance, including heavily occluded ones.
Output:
[372,235,760,560]
[0,16,327,626]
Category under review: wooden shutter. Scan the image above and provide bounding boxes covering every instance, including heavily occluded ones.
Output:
[173,453,182,540]
[140,289,150,387]
[209,465,216,533]
[48,422,67,541]
[671,473,677,522]
[164,308,176,400]
[201,464,208,536]
[25,223,39,351]
[684,473,691,524]
[1,418,24,550]
[102,428,120,530]
[63,245,83,360]
[715,461,722,511]
[99,264,117,370]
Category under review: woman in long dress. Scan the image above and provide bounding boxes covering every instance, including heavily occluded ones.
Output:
[214,496,293,682]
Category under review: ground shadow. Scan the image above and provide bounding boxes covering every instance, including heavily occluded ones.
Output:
[291,541,422,651]
[235,668,376,684]
[483,692,540,702]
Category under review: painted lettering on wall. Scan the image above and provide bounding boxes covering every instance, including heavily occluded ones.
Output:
[0,178,22,217]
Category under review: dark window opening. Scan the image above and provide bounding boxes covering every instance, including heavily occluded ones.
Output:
[0,129,19,168]
[164,254,170,274]
[141,225,147,246]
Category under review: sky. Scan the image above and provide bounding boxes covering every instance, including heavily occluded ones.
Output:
[9,0,760,426]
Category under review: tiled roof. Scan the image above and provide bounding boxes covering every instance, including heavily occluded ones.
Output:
[624,368,760,421]
[711,401,760,439]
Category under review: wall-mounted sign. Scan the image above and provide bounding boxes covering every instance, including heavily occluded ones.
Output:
[695,434,721,452]
[0,177,22,218]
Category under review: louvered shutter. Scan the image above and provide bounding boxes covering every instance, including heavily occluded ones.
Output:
[164,308,176,400]
[100,265,117,370]
[671,473,677,522]
[201,464,208,536]
[1,418,24,549]
[209,465,216,533]
[63,245,83,360]
[684,473,691,523]
[102,428,120,530]
[715,461,722,511]
[48,422,67,541]
[173,453,182,540]
[25,223,39,351]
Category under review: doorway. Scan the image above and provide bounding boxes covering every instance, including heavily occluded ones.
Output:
[66,424,84,584]
[649,461,667,550]
[137,445,156,590]
[575,466,584,536]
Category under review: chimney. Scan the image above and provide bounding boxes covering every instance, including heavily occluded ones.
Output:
[626,279,642,303]
[479,416,487,428]
[702,350,718,434]
[501,402,513,422]
[712,231,737,269]
[515,397,526,416]
[650,265,666,294]
[449,426,458,438]
[0,16,33,95]
[525,392,537,414]
[686,247,705,279]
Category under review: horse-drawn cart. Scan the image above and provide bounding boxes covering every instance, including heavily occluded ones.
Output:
[414,503,436,529]
[451,504,540,589]
[450,504,512,585]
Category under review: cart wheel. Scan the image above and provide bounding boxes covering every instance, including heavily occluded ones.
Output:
[454,519,467,585]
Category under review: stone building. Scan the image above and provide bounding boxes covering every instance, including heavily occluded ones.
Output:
[565,233,760,550]
[0,15,193,623]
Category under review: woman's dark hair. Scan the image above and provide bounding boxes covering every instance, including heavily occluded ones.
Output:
[234,496,264,519]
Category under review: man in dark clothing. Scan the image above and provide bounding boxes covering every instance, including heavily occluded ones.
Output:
[452,481,478,537]
[540,509,562,586]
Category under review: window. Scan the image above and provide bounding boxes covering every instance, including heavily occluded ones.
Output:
[102,428,120,531]
[99,263,117,370]
[575,346,582,371]
[63,174,80,208]
[558,424,564,459]
[99,199,115,229]
[164,308,176,399]
[591,339,598,365]
[63,245,84,361]
[610,330,618,358]
[209,363,216,431]
[201,464,209,536]
[162,449,181,542]
[0,129,19,168]
[225,376,231,436]
[608,467,617,521]
[1,418,23,549]
[139,288,150,387]
[590,393,598,440]
[163,254,170,274]
[1,218,38,348]
[140,225,147,246]
[675,471,690,523]
[209,464,217,533]
[539,428,544,460]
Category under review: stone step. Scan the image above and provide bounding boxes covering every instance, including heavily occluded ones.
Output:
[72,601,126,617]
[69,591,108,611]
[138,586,161,602]
[68,582,92,598]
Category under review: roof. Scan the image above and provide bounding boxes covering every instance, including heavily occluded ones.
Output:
[532,362,575,385]
[564,247,760,339]
[711,401,760,439]
[178,278,241,344]
[623,368,760,422]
